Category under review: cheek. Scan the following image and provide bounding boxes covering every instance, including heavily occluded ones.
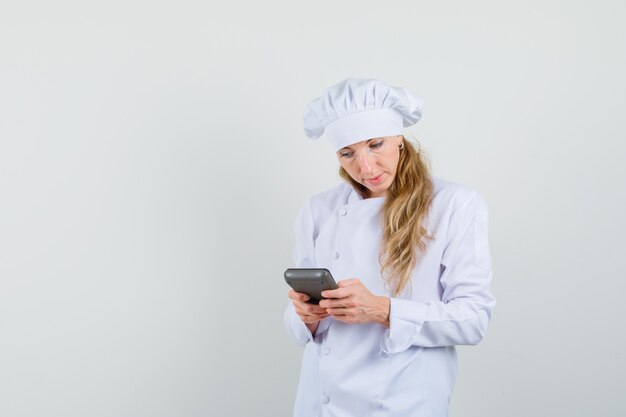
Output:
[383,155,400,173]
[342,164,362,182]
[347,167,362,181]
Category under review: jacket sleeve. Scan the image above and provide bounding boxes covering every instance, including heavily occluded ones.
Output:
[381,191,496,354]
[283,198,331,346]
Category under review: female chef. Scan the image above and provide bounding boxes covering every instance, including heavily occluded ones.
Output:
[283,78,496,417]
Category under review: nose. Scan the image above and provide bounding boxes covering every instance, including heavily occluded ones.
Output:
[356,150,375,174]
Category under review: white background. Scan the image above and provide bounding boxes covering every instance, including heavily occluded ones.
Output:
[1,1,625,416]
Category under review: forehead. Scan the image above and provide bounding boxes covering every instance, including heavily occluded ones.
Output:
[338,137,383,150]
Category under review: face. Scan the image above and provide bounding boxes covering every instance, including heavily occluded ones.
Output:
[336,135,403,198]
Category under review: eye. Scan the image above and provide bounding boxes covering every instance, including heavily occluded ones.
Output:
[370,140,384,149]
[338,151,354,158]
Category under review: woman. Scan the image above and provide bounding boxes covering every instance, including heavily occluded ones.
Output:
[284,78,495,417]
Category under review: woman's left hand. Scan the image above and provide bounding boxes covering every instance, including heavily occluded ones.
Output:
[319,278,390,327]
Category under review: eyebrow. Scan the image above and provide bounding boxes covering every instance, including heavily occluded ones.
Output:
[338,138,377,152]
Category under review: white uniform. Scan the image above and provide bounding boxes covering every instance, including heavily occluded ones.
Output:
[283,177,496,417]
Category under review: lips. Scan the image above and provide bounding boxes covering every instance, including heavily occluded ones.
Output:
[366,174,384,184]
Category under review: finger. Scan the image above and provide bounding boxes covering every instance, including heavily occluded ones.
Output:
[320,297,355,309]
[295,309,328,321]
[295,302,328,315]
[308,306,329,315]
[326,307,356,316]
[321,287,351,299]
[327,312,355,324]
[338,278,361,287]
[299,310,330,320]
[299,314,328,324]
[288,290,310,302]
[294,290,311,302]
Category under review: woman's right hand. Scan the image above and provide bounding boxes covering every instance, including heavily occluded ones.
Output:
[288,290,329,334]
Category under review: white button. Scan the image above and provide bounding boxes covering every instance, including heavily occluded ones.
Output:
[323,347,331,355]
[339,207,347,216]
[372,399,385,409]
[332,252,339,260]
[321,395,330,404]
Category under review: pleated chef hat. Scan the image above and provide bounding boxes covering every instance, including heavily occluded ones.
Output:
[302,78,424,151]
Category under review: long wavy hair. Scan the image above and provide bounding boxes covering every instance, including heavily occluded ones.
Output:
[339,137,433,296]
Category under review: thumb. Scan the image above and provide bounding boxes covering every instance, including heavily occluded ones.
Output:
[338,278,360,287]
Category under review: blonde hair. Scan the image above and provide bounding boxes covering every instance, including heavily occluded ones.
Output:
[339,137,433,296]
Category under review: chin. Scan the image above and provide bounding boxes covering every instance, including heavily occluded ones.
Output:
[367,185,389,197]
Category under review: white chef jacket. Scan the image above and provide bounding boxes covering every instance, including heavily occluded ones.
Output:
[283,176,496,417]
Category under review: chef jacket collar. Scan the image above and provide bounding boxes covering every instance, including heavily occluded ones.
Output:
[347,186,386,204]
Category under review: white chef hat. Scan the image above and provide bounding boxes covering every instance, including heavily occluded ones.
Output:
[302,78,424,151]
